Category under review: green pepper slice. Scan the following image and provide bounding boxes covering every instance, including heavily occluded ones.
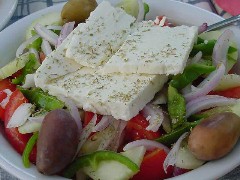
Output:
[63,151,139,178]
[12,53,40,85]
[155,120,200,146]
[19,88,64,111]
[168,85,186,129]
[170,63,215,90]
[22,132,38,168]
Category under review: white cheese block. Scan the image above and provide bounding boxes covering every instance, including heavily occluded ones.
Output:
[101,23,198,75]
[65,1,136,68]
[46,68,167,120]
[34,24,86,88]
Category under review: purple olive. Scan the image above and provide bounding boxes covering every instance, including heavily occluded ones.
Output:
[36,109,78,175]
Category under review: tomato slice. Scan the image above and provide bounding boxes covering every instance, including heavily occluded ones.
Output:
[125,114,161,142]
[132,149,172,180]
[0,106,4,121]
[0,91,7,102]
[0,78,16,91]
[4,89,37,163]
[209,86,240,99]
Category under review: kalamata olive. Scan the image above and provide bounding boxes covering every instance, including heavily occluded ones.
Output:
[61,0,97,24]
[36,109,79,175]
[188,112,240,161]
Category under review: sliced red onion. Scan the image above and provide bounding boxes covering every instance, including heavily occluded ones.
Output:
[46,25,63,31]
[28,116,45,123]
[212,29,234,67]
[7,103,35,128]
[154,16,160,25]
[41,39,52,56]
[34,23,59,46]
[173,166,190,177]
[107,120,127,151]
[123,139,170,153]
[93,115,113,132]
[136,0,144,22]
[0,89,12,108]
[58,96,82,133]
[186,95,237,118]
[163,132,188,173]
[159,16,167,27]
[142,104,164,132]
[16,35,40,57]
[57,21,75,47]
[190,51,202,64]
[198,23,208,34]
[98,120,120,151]
[184,63,225,101]
[22,74,36,89]
[77,114,97,156]
[29,48,40,63]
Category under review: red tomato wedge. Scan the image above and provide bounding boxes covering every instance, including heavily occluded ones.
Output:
[0,106,4,121]
[132,148,172,180]
[4,89,37,163]
[209,86,240,99]
[0,78,16,92]
[125,114,161,142]
[0,91,7,102]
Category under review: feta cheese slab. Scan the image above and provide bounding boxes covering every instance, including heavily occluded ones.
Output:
[65,1,135,68]
[46,68,167,121]
[35,26,84,88]
[101,23,198,75]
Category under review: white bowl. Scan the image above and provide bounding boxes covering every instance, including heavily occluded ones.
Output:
[0,0,18,31]
[0,0,240,179]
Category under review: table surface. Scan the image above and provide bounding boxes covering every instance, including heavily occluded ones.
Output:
[1,0,240,179]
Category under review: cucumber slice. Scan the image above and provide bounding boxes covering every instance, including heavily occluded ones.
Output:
[214,74,240,91]
[176,142,205,169]
[18,121,41,134]
[116,0,139,18]
[0,53,30,80]
[83,146,146,180]
[26,12,62,39]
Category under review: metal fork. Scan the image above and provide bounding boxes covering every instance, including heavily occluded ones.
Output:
[206,14,240,32]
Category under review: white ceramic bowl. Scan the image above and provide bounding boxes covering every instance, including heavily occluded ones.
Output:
[0,0,240,179]
[0,0,18,31]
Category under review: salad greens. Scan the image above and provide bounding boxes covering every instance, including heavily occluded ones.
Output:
[63,151,139,178]
[156,120,201,146]
[170,63,216,90]
[19,88,65,111]
[167,85,186,129]
[12,53,40,85]
[22,132,39,168]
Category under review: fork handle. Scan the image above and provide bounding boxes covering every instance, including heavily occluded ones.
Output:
[206,14,240,32]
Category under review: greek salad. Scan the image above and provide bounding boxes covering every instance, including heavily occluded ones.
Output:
[0,0,240,180]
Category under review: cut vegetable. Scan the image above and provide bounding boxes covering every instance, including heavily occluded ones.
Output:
[18,121,42,134]
[63,149,142,179]
[22,132,38,168]
[175,143,205,170]
[214,74,240,91]
[116,0,139,18]
[0,53,30,80]
[26,12,62,39]
[19,88,65,111]
[7,103,35,128]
